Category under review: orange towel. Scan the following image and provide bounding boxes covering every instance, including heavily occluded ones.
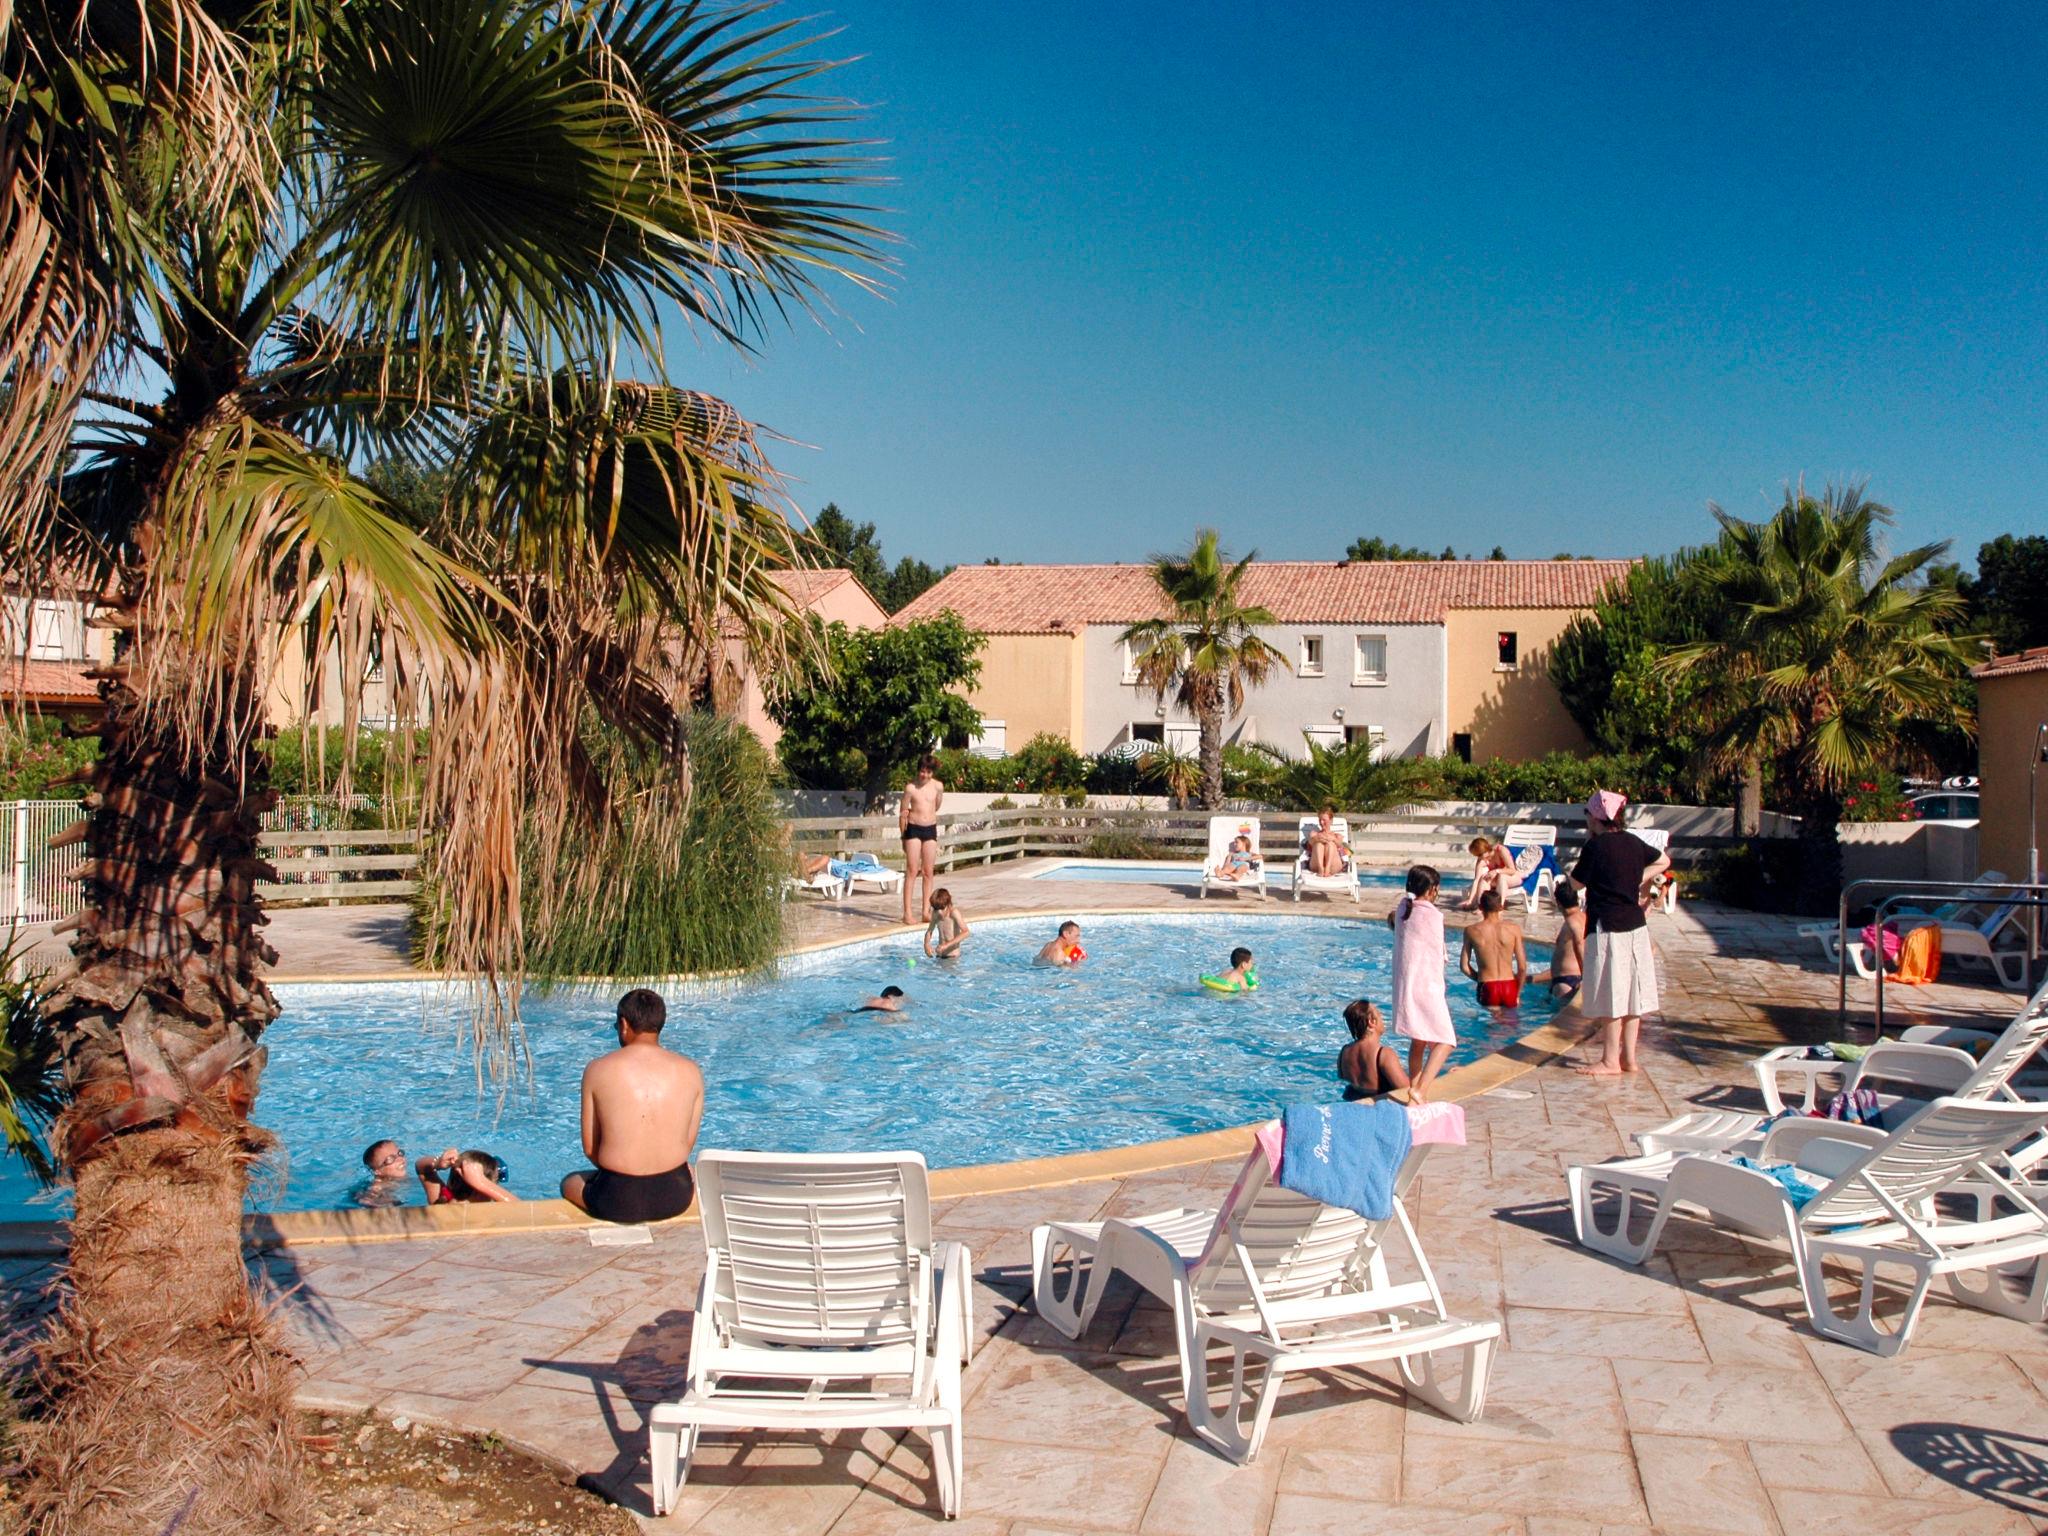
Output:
[1891,924,1942,986]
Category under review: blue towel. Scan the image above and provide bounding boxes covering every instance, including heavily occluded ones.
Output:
[1730,1155,1821,1209]
[1278,1100,1413,1220]
[826,854,883,878]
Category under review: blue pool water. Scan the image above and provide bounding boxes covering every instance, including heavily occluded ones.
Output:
[0,913,1553,1220]
[1034,860,1409,889]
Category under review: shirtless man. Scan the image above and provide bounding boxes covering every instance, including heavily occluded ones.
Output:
[560,989,704,1223]
[899,755,944,925]
[1304,807,1350,878]
[1534,881,1585,999]
[1458,889,1528,1008]
[1036,920,1085,967]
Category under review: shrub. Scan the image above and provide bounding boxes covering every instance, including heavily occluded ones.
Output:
[1083,828,1177,860]
[1840,769,1913,824]
[1082,751,1142,796]
[1009,733,1089,793]
[263,725,426,804]
[986,796,1017,810]
[0,718,97,800]
[1693,840,1805,914]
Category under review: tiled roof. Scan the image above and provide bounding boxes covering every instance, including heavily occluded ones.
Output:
[892,560,1634,634]
[1974,646,2048,680]
[3,658,98,702]
[722,568,879,637]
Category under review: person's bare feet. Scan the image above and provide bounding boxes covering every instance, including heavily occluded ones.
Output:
[1575,1061,1625,1076]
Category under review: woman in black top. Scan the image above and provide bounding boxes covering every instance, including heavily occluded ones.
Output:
[1337,1000,1412,1101]
[1569,790,1670,1076]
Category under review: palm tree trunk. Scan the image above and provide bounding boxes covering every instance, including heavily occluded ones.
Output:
[1198,707,1224,810]
[1794,789,1845,920]
[23,594,304,1535]
[1736,759,1763,838]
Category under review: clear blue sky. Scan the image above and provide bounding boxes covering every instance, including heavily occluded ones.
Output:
[683,1,2048,570]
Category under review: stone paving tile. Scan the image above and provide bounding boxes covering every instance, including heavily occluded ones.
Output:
[1631,1433,1777,1535]
[1270,1494,1525,1535]
[1612,1358,1854,1445]
[1766,1487,2037,1534]
[1137,1435,1282,1536]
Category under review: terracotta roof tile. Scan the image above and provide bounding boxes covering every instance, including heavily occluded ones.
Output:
[892,560,1634,634]
[1974,646,2048,680]
[3,658,98,702]
[720,568,873,637]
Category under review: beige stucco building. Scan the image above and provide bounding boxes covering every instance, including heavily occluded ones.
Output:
[895,560,1630,761]
[1973,647,2048,884]
[726,568,890,750]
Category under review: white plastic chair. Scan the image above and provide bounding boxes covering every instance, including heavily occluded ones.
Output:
[1910,901,2029,991]
[1499,823,1559,915]
[843,855,905,897]
[648,1151,974,1519]
[1632,975,2048,1159]
[1200,814,1266,901]
[1028,1136,1496,1463]
[785,867,851,902]
[1290,815,1358,904]
[1570,1098,2048,1356]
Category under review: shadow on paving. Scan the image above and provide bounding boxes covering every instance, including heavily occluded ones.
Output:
[1890,1422,2048,1520]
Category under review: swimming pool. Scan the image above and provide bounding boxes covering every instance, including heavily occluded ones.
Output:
[1031,860,1409,890]
[0,913,1554,1221]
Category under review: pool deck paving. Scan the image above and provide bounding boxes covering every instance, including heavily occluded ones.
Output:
[6,862,2046,1533]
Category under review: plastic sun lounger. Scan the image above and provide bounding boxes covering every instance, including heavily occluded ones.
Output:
[1290,815,1358,904]
[1912,901,2030,991]
[1569,1097,2048,1356]
[648,1151,974,1519]
[1499,823,1559,915]
[843,857,904,895]
[1200,814,1267,901]
[785,868,851,902]
[1631,975,2048,1160]
[1028,1137,1497,1464]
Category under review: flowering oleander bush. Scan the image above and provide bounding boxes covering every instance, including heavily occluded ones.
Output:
[1838,769,1913,823]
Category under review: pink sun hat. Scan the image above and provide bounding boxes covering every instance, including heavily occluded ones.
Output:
[1586,789,1627,823]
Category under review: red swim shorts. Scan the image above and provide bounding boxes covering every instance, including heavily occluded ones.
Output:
[1477,978,1521,1008]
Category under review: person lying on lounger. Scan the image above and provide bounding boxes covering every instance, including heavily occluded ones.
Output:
[1211,835,1262,884]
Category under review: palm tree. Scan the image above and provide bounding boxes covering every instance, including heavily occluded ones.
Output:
[1661,485,1982,914]
[1237,736,1428,814]
[1118,531,1288,809]
[2,2,883,1529]
[1138,742,1201,807]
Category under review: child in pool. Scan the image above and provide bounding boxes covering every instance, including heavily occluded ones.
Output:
[1204,946,1258,993]
[1388,864,1456,1102]
[416,1147,517,1204]
[924,888,970,958]
[1337,1000,1411,1102]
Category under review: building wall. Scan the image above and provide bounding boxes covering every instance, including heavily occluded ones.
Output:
[1443,607,1591,762]
[1976,670,2048,883]
[738,580,890,749]
[264,639,407,731]
[1079,623,1444,758]
[962,632,1085,749]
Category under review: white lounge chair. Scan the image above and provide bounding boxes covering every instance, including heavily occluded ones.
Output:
[1907,900,2030,991]
[842,854,905,897]
[647,1150,973,1519]
[1499,823,1559,915]
[1290,815,1358,904]
[1893,871,2011,926]
[1632,826,1676,914]
[1632,975,2048,1159]
[1028,1133,1497,1463]
[1200,814,1266,901]
[1569,1097,2048,1356]
[785,866,851,902]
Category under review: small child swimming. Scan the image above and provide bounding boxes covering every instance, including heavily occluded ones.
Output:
[1201,946,1259,994]
[852,986,907,1014]
[924,888,970,959]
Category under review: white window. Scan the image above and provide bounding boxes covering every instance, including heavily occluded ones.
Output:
[29,600,71,660]
[1128,721,1164,745]
[1120,639,1140,685]
[1303,727,1343,751]
[1346,723,1387,758]
[1298,634,1324,677]
[969,719,1006,757]
[1164,722,1200,752]
[1353,633,1388,684]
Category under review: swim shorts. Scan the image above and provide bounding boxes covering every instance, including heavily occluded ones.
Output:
[1477,978,1522,1008]
[582,1163,696,1224]
[1551,974,1582,998]
[903,823,938,842]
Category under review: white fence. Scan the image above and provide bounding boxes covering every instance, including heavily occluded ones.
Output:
[1,800,81,923]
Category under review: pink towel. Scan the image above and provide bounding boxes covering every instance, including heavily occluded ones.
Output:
[1253,1101,1465,1171]
[1391,897,1457,1045]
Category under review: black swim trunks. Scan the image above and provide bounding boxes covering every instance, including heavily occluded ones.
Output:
[903,823,938,842]
[582,1163,695,1224]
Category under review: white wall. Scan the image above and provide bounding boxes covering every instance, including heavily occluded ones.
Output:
[1079,622,1445,758]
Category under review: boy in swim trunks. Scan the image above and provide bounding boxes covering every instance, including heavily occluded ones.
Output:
[1533,881,1585,998]
[899,754,944,925]
[1458,889,1527,1008]
[1210,946,1257,991]
[561,988,704,1224]
[1036,920,1085,967]
[924,888,970,958]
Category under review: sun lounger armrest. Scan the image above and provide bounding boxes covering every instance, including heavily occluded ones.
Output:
[1898,1024,1999,1048]
[1758,1117,1886,1167]
[1853,1041,1980,1095]
[1753,1048,1845,1116]
[933,1240,972,1372]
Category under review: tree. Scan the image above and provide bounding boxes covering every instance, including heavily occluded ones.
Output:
[2,3,883,1528]
[1119,531,1288,809]
[1488,545,1507,560]
[1964,533,2048,656]
[1344,534,1437,562]
[1660,485,1983,914]
[770,617,985,807]
[1236,737,1428,813]
[805,502,951,613]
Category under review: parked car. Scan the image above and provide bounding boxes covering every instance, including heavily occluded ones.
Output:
[1907,791,1980,824]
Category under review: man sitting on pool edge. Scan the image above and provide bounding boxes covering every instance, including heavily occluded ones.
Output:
[561,988,704,1224]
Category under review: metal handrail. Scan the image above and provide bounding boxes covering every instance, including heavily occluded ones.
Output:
[1832,877,2048,1032]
